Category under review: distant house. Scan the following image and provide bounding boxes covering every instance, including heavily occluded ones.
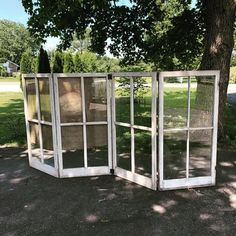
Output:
[2,60,19,75]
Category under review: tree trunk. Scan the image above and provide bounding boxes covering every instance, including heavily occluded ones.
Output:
[199,0,235,139]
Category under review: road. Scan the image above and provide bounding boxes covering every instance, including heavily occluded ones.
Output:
[0,82,21,92]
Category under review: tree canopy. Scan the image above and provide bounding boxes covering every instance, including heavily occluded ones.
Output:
[22,0,236,137]
[22,0,204,69]
[0,19,39,64]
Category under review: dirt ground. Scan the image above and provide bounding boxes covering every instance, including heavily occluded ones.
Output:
[0,148,236,236]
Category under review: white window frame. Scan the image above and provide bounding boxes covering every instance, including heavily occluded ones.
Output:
[53,73,112,178]
[158,70,220,190]
[112,72,157,190]
[22,74,58,177]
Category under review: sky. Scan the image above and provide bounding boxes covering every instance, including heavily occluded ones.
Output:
[0,0,60,50]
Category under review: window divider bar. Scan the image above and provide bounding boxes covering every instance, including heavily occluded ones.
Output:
[53,75,63,176]
[151,73,157,190]
[186,77,191,179]
[211,73,220,184]
[35,77,44,164]
[164,127,214,132]
[22,76,32,164]
[81,76,88,168]
[49,74,59,172]
[112,77,117,170]
[130,77,135,173]
[115,122,152,131]
[158,73,164,189]
[107,75,113,170]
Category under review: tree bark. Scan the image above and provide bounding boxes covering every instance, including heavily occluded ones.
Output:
[199,0,235,139]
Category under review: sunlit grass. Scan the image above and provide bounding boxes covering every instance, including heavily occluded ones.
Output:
[0,77,20,82]
[0,92,26,146]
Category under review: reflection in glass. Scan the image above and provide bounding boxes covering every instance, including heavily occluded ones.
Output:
[84,77,107,122]
[115,77,130,123]
[134,77,152,127]
[58,77,82,123]
[42,125,54,167]
[190,76,214,128]
[164,77,188,129]
[134,129,152,177]
[189,130,212,177]
[38,78,51,122]
[25,79,37,120]
[164,131,187,179]
[87,125,108,166]
[29,122,40,161]
[116,126,131,171]
[61,126,84,168]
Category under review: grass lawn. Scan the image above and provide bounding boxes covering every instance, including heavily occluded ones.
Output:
[0,86,235,148]
[0,92,26,146]
[0,77,20,82]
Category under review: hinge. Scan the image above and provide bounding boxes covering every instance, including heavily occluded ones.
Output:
[108,74,112,80]
[110,169,114,174]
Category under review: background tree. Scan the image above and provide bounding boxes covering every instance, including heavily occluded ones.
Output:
[96,56,121,72]
[52,51,63,73]
[70,28,91,53]
[0,19,39,64]
[20,49,32,73]
[63,52,74,73]
[74,51,97,72]
[38,46,50,73]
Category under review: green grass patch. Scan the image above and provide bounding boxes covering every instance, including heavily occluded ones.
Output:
[0,92,26,146]
[0,77,20,82]
[223,103,236,148]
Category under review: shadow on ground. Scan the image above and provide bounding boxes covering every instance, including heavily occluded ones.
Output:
[0,148,236,236]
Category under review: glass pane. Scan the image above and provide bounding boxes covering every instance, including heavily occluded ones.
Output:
[134,77,152,127]
[116,126,131,171]
[84,77,107,122]
[61,126,84,168]
[115,77,130,124]
[189,130,212,177]
[190,76,214,128]
[164,131,187,179]
[42,125,54,167]
[164,77,188,129]
[25,79,37,120]
[58,77,82,123]
[29,122,40,161]
[135,129,152,177]
[87,125,108,166]
[38,78,51,122]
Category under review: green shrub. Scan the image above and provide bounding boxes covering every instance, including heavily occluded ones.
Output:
[63,52,74,72]
[74,51,97,72]
[52,51,63,73]
[20,49,32,73]
[74,52,83,72]
[31,57,38,73]
[0,65,8,77]
[38,46,51,73]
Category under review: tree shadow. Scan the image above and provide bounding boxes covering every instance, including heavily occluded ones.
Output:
[0,148,235,235]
